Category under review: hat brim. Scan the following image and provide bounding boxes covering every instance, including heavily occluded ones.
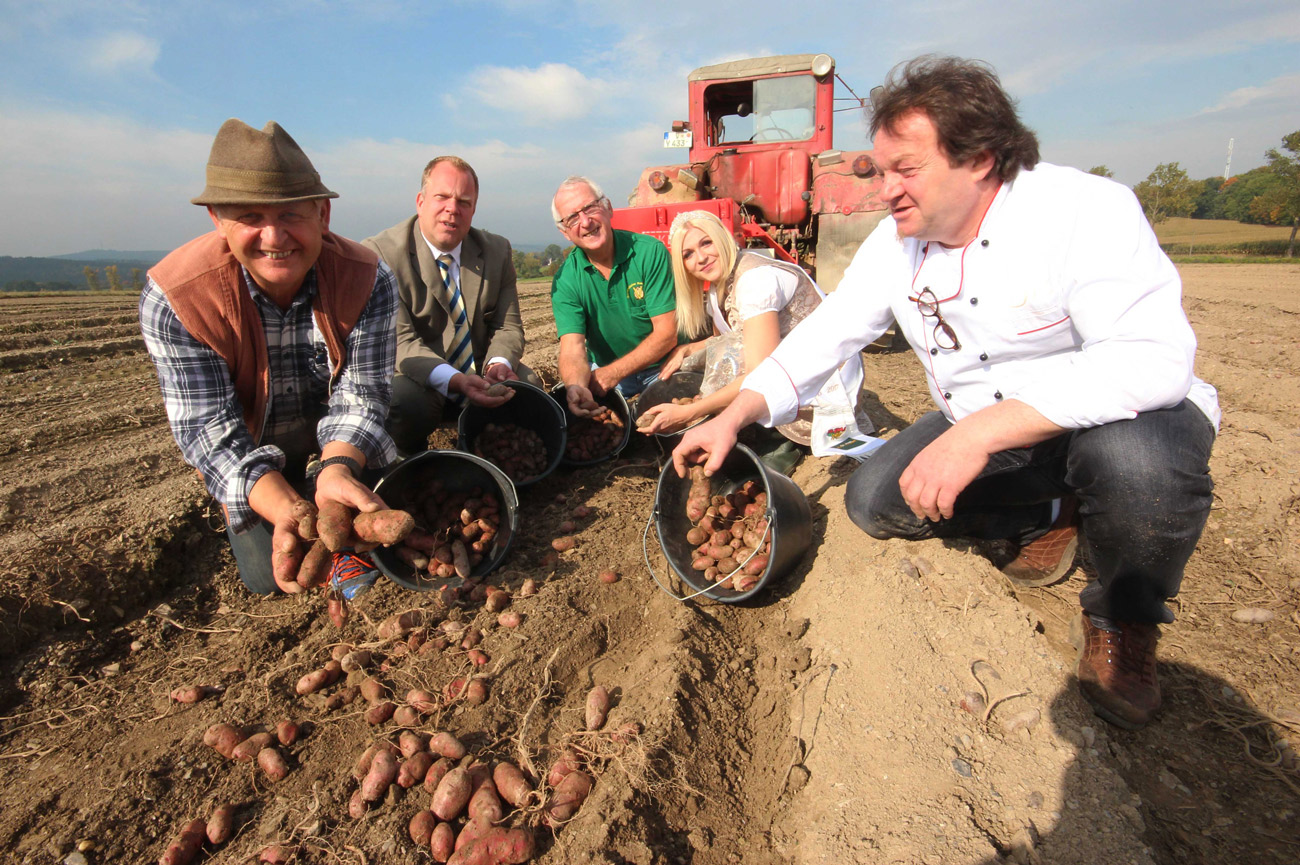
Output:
[192,188,339,207]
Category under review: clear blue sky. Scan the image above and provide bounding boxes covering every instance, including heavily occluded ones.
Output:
[1,0,1296,256]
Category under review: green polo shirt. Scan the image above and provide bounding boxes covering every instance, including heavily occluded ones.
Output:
[550,230,676,369]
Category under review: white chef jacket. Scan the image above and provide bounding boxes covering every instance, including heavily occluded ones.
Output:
[744,163,1220,433]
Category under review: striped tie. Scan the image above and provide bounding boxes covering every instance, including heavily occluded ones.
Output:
[437,253,476,376]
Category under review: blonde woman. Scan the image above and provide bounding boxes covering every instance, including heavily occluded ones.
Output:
[639,210,872,448]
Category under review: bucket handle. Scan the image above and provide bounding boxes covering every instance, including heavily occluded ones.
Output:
[641,506,776,603]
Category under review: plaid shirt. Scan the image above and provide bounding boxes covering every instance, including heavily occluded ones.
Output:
[140,261,398,532]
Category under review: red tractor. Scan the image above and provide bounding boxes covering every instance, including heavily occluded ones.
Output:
[611,53,887,293]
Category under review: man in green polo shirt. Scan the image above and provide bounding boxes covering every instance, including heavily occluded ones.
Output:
[550,175,677,417]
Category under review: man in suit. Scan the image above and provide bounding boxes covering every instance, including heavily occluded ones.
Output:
[364,156,540,452]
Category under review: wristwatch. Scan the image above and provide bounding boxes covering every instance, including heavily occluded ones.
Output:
[318,455,362,478]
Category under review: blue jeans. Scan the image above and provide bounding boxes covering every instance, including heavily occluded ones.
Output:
[593,362,661,399]
[844,401,1216,624]
[226,466,384,595]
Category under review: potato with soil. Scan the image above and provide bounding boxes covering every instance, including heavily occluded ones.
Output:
[472,421,548,483]
[448,826,535,865]
[565,407,625,462]
[353,508,415,545]
[159,817,207,865]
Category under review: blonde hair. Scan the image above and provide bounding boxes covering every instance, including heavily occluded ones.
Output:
[668,211,738,339]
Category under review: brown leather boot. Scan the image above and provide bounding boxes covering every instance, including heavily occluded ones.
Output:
[1002,497,1078,587]
[1071,613,1161,730]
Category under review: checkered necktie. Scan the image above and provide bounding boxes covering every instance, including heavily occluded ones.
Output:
[437,253,476,376]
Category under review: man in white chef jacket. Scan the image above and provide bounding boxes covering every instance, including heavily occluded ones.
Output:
[673,56,1218,732]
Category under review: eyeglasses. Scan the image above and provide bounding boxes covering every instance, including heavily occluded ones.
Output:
[557,198,608,230]
[907,287,961,351]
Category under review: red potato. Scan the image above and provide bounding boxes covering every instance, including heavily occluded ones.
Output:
[547,769,593,822]
[585,685,610,731]
[467,762,494,794]
[547,747,581,786]
[467,785,504,822]
[444,677,467,702]
[348,789,367,819]
[398,751,434,788]
[431,821,456,862]
[291,499,318,540]
[484,589,511,613]
[204,723,244,759]
[396,545,430,571]
[206,802,236,845]
[296,539,331,589]
[467,649,489,666]
[493,762,532,808]
[295,660,341,695]
[451,539,471,578]
[353,508,415,545]
[378,609,426,640]
[558,520,576,533]
[327,592,349,629]
[339,649,372,673]
[170,684,216,704]
[275,720,300,746]
[324,685,360,711]
[685,465,710,522]
[460,627,483,649]
[271,542,305,594]
[431,766,473,821]
[159,818,207,865]
[317,500,354,551]
[360,676,387,703]
[408,688,439,714]
[448,827,535,865]
[551,537,575,552]
[497,611,522,628]
[361,750,399,802]
[398,730,426,758]
[409,809,438,846]
[518,578,538,597]
[259,845,294,864]
[465,677,489,706]
[353,743,380,781]
[598,570,620,584]
[405,529,438,554]
[231,732,274,763]
[258,747,290,782]
[365,701,397,725]
[454,817,493,854]
[423,756,454,794]
[572,505,592,518]
[393,705,420,727]
[428,731,467,760]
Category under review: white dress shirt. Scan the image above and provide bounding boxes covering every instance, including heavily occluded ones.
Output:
[744,162,1220,432]
[419,232,511,395]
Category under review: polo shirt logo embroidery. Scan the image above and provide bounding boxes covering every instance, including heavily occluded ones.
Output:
[626,282,645,300]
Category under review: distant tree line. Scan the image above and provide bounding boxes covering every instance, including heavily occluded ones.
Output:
[1127,129,1299,257]
[513,244,569,280]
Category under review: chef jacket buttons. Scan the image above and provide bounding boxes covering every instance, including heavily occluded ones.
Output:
[943,392,952,399]
[981,239,989,247]
[979,352,989,361]
[994,391,1003,400]
[931,347,939,355]
[970,297,979,306]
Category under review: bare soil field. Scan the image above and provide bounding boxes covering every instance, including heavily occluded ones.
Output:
[0,264,1296,865]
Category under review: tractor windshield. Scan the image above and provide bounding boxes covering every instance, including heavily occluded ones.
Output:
[706,74,816,146]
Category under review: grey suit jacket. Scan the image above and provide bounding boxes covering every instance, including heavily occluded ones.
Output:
[362,216,526,383]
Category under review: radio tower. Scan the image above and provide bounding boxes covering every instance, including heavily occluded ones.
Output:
[1224,138,1234,179]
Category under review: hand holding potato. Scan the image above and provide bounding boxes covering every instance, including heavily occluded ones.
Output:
[565,383,603,418]
[482,362,518,384]
[637,402,697,435]
[455,372,515,408]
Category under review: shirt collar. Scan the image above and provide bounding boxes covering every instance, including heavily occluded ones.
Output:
[242,266,317,310]
[574,229,630,273]
[419,229,463,267]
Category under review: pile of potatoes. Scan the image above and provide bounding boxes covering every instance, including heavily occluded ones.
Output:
[202,718,303,784]
[564,407,625,462]
[684,470,772,593]
[385,481,504,584]
[158,802,241,865]
[472,422,548,483]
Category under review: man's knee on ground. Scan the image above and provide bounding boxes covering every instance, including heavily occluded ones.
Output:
[845,466,906,540]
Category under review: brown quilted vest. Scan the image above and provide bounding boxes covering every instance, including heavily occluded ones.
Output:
[149,231,379,442]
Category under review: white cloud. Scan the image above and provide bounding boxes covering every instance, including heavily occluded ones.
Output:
[465,63,608,125]
[1197,73,1300,115]
[83,30,160,75]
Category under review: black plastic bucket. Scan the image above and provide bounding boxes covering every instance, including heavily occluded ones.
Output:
[458,380,566,487]
[371,450,520,591]
[651,443,812,603]
[551,384,633,467]
[634,371,706,453]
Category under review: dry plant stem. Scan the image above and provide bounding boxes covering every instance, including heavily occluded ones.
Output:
[150,609,243,635]
[516,645,563,778]
[969,659,1030,725]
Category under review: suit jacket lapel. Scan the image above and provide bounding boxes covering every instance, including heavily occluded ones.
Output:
[412,224,451,317]
[459,231,483,325]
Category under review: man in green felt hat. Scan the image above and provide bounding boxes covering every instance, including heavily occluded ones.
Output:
[140,118,399,599]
